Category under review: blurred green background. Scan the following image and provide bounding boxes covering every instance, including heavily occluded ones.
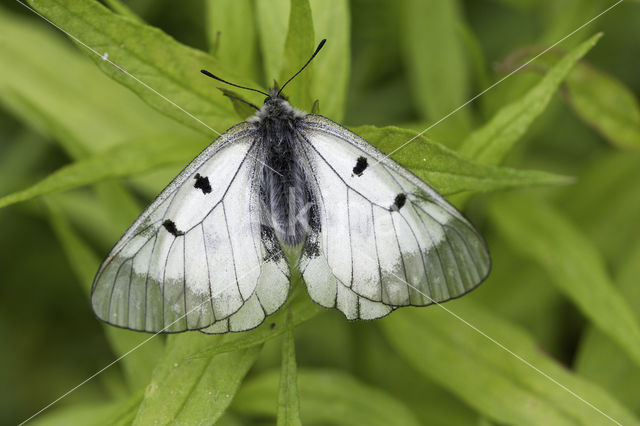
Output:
[1,0,640,425]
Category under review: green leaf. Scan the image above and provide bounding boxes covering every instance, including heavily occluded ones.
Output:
[30,390,144,426]
[494,47,640,151]
[0,134,205,210]
[102,0,144,24]
[379,301,640,425]
[354,125,574,195]
[277,309,301,426]
[27,0,259,135]
[309,0,350,121]
[46,199,163,391]
[233,369,421,426]
[401,0,472,140]
[256,0,290,84]
[459,33,602,164]
[489,195,640,370]
[560,151,640,271]
[575,238,640,413]
[250,0,349,118]
[564,61,640,150]
[217,88,259,120]
[206,0,260,82]
[0,6,188,156]
[279,0,315,110]
[132,334,262,425]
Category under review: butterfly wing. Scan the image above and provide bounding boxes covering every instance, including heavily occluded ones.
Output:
[91,123,289,333]
[298,115,490,320]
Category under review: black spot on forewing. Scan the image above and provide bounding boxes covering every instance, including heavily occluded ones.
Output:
[163,219,184,237]
[193,173,212,194]
[352,156,368,176]
[391,193,407,211]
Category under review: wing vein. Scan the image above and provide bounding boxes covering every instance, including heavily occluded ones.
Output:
[160,236,178,330]
[201,223,216,322]
[371,203,384,302]
[222,202,242,301]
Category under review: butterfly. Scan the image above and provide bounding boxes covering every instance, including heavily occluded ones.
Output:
[91,40,490,334]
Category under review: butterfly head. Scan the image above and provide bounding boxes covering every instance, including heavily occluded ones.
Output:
[251,88,303,122]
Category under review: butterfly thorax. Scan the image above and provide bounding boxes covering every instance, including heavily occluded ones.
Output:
[254,94,317,247]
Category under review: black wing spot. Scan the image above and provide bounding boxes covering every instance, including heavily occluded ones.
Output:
[352,156,368,177]
[260,225,285,262]
[270,322,276,329]
[163,219,184,237]
[391,193,407,211]
[194,173,212,194]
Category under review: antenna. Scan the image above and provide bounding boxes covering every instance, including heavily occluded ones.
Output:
[278,39,327,96]
[200,69,269,96]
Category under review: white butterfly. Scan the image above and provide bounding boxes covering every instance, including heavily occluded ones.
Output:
[91,40,490,334]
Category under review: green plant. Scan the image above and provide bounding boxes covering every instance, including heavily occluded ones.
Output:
[1,0,640,425]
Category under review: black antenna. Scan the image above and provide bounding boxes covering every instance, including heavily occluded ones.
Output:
[278,39,326,96]
[200,69,269,96]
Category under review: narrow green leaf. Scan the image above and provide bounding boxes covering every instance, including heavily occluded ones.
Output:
[309,0,350,121]
[489,195,640,370]
[564,62,640,150]
[46,199,162,391]
[277,310,301,426]
[30,390,144,426]
[93,182,142,231]
[132,334,262,425]
[459,33,602,164]
[575,238,640,413]
[279,0,315,110]
[217,88,260,120]
[0,134,204,210]
[233,369,421,426]
[379,301,639,425]
[310,99,320,114]
[355,125,574,195]
[354,319,478,425]
[241,0,348,118]
[256,0,290,83]
[206,0,259,82]
[27,0,259,135]
[401,0,472,140]
[495,47,640,151]
[0,7,186,154]
[102,0,144,24]
[560,151,640,270]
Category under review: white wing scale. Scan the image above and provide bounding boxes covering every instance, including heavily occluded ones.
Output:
[298,115,490,320]
[91,124,289,333]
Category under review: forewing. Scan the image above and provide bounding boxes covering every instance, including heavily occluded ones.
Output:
[298,115,490,320]
[91,123,290,333]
